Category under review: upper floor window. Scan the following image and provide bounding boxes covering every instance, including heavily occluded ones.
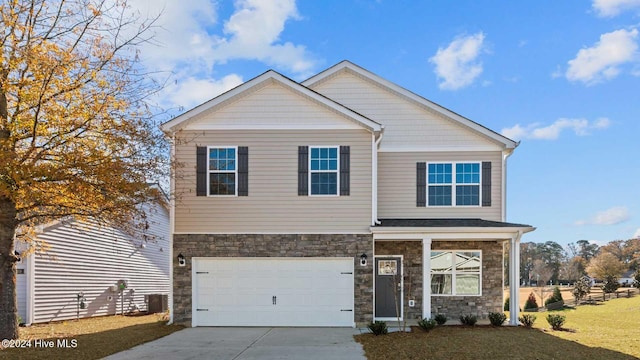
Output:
[309,147,339,195]
[431,250,481,296]
[427,162,480,206]
[208,147,236,195]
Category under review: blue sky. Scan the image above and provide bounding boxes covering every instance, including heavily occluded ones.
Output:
[130,0,640,247]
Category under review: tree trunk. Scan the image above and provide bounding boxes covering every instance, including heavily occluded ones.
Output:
[0,195,19,340]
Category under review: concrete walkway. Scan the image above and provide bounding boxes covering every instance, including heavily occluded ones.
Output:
[103,327,367,360]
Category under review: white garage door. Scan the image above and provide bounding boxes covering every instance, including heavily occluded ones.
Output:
[193,258,354,327]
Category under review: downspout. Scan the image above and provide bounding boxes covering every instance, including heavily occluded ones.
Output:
[501,148,513,222]
[372,127,384,226]
[168,133,176,325]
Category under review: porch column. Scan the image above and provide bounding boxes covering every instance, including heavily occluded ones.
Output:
[509,234,521,325]
[422,238,432,319]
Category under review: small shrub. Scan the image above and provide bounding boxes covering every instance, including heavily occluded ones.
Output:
[417,318,437,331]
[524,292,539,310]
[634,269,640,288]
[488,312,507,326]
[367,321,388,335]
[545,286,564,306]
[518,314,536,328]
[602,275,620,293]
[459,314,477,326]
[504,297,510,311]
[546,314,566,330]
[434,313,447,325]
[573,276,591,302]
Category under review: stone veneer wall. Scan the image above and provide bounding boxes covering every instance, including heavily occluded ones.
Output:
[375,240,504,321]
[173,234,373,326]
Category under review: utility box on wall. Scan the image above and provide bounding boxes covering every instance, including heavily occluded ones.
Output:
[147,294,168,314]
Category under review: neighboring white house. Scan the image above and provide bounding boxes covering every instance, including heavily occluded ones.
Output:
[619,270,636,287]
[15,199,170,325]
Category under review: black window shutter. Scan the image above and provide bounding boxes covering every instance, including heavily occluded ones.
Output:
[416,162,426,207]
[298,146,308,196]
[482,161,492,207]
[196,146,207,196]
[237,147,249,196]
[340,146,350,196]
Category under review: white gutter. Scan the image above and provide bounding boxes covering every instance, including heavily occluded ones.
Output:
[372,128,384,226]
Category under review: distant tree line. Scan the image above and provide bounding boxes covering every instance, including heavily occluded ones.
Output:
[506,238,640,292]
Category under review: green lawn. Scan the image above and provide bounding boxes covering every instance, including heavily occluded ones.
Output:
[356,295,640,360]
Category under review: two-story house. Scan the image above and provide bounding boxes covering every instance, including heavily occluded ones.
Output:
[161,61,534,327]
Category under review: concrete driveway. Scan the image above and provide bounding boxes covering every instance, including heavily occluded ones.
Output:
[103,327,367,360]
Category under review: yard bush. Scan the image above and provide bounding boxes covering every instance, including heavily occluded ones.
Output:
[488,312,507,326]
[418,318,437,331]
[634,269,640,288]
[434,313,447,325]
[518,314,536,328]
[545,286,564,305]
[602,275,620,293]
[459,314,477,326]
[504,296,509,311]
[367,321,388,335]
[546,314,566,330]
[524,292,539,310]
[573,275,591,302]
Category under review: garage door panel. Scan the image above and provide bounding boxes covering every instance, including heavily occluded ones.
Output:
[193,258,354,327]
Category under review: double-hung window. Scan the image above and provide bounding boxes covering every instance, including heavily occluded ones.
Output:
[309,147,339,195]
[427,162,480,206]
[431,251,481,296]
[208,147,237,195]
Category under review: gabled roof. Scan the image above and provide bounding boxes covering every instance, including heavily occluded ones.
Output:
[303,60,518,149]
[161,70,383,134]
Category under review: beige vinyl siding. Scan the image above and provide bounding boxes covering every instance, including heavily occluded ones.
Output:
[184,80,364,130]
[378,152,503,220]
[30,202,169,324]
[174,129,372,233]
[309,71,502,150]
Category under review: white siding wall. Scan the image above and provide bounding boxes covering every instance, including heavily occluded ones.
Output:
[30,202,170,324]
[16,258,27,323]
[378,151,503,220]
[174,129,373,233]
[309,70,502,151]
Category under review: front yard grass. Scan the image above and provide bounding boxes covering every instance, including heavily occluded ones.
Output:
[0,313,184,360]
[356,295,640,360]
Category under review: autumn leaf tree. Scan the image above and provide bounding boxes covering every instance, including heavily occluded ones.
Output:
[586,252,626,293]
[1,0,166,339]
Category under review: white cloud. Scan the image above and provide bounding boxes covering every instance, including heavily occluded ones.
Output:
[634,228,640,238]
[126,0,317,111]
[592,0,640,17]
[566,28,639,85]
[575,206,630,226]
[501,117,611,141]
[429,32,486,90]
[165,74,244,110]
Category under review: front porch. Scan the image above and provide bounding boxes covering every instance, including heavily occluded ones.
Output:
[371,218,534,325]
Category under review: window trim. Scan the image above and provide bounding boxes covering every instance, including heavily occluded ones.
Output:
[431,250,482,297]
[308,145,340,197]
[207,145,238,197]
[426,161,482,207]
